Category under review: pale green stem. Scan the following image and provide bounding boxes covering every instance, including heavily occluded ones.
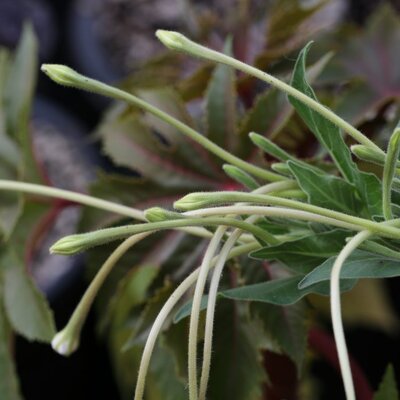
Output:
[50,216,278,255]
[175,192,400,240]
[199,216,257,400]
[382,128,400,220]
[133,241,260,400]
[156,31,381,153]
[0,179,145,220]
[193,183,283,399]
[351,144,400,175]
[358,240,400,261]
[0,179,212,239]
[41,64,284,183]
[52,232,150,355]
[188,227,226,400]
[330,230,372,400]
[184,205,361,231]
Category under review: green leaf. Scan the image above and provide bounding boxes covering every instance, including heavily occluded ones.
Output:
[290,43,357,182]
[206,300,266,400]
[145,340,187,400]
[204,38,238,152]
[299,250,400,289]
[290,42,383,218]
[221,275,355,305]
[98,89,222,188]
[288,160,361,214]
[174,275,356,322]
[374,364,399,400]
[222,164,259,190]
[0,288,22,400]
[122,280,174,351]
[251,302,308,372]
[250,230,348,274]
[106,265,160,399]
[1,248,55,342]
[3,24,42,184]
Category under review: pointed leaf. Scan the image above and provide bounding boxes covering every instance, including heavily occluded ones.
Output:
[206,300,266,400]
[299,250,400,289]
[288,161,361,214]
[1,248,55,342]
[290,42,383,218]
[0,291,22,400]
[374,364,399,400]
[174,276,356,322]
[204,39,238,152]
[251,302,308,372]
[250,230,348,274]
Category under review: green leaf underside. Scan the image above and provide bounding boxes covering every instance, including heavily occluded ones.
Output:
[174,276,356,323]
[374,364,399,400]
[299,250,400,289]
[250,230,348,274]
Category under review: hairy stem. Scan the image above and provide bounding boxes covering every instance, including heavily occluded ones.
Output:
[41,64,284,183]
[50,216,278,255]
[175,191,400,239]
[189,227,226,400]
[0,179,144,220]
[184,205,361,231]
[330,230,372,400]
[133,242,260,400]
[156,31,381,153]
[382,127,400,220]
[52,233,150,355]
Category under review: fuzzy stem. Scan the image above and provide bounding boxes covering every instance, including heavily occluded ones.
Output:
[133,241,260,400]
[41,64,284,183]
[0,179,144,220]
[156,31,381,153]
[184,206,360,233]
[52,232,150,355]
[188,227,226,400]
[50,216,278,255]
[199,216,257,400]
[330,230,372,400]
[382,127,400,220]
[175,192,400,240]
[0,179,213,239]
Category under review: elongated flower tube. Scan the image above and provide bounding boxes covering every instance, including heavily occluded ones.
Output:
[174,191,400,239]
[50,216,277,255]
[330,231,372,400]
[41,64,282,183]
[52,232,150,356]
[156,30,381,153]
[133,242,260,400]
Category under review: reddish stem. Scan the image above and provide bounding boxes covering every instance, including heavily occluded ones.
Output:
[308,327,373,400]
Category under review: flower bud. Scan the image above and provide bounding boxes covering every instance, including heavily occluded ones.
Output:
[144,207,184,222]
[51,328,80,356]
[41,64,86,89]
